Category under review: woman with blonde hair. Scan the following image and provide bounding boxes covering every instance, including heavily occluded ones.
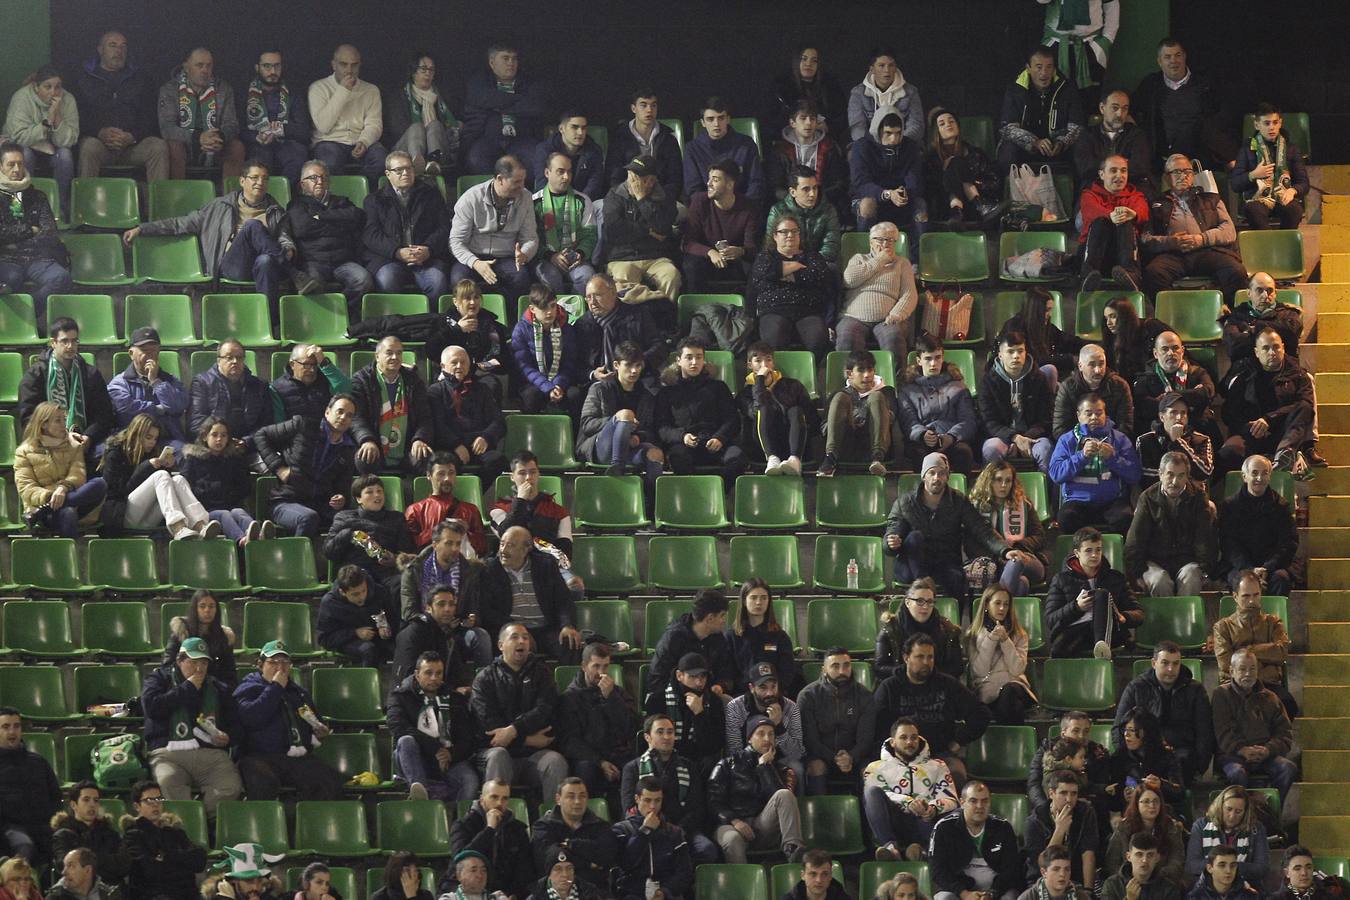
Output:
[0,857,42,900]
[1185,785,1270,885]
[100,413,217,539]
[13,400,105,536]
[964,585,1034,724]
[967,460,1048,595]
[872,870,928,900]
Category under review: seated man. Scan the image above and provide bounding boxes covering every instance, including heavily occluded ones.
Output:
[979,329,1056,472]
[477,526,581,660]
[1231,104,1309,231]
[157,47,245,179]
[387,650,481,801]
[362,149,450,299]
[1027,712,1111,812]
[269,344,350,424]
[232,640,345,801]
[533,151,598,295]
[558,642,635,798]
[189,338,272,440]
[450,155,537,304]
[471,623,569,807]
[428,346,507,477]
[140,637,243,817]
[1049,393,1141,535]
[1073,90,1157,200]
[532,111,606,201]
[402,526,484,654]
[995,46,1084,171]
[434,280,511,398]
[708,715,805,864]
[286,159,373,315]
[461,43,546,174]
[724,663,807,788]
[864,717,957,862]
[1140,154,1248,298]
[846,46,925,145]
[323,473,417,593]
[1124,451,1216,597]
[1024,773,1099,888]
[50,782,128,885]
[307,44,386,177]
[1078,154,1148,293]
[0,143,72,328]
[1218,455,1297,596]
[738,341,816,476]
[1272,847,1340,900]
[122,779,209,900]
[241,50,310,185]
[767,101,849,216]
[817,349,894,478]
[1187,846,1260,900]
[1021,845,1092,900]
[607,88,683,200]
[18,321,113,467]
[108,326,189,447]
[781,849,853,900]
[532,778,620,893]
[1218,327,1315,475]
[1213,571,1295,717]
[767,166,843,266]
[929,781,1025,900]
[490,450,576,556]
[681,157,758,293]
[683,97,765,204]
[49,846,124,900]
[1211,649,1297,801]
[576,272,670,389]
[621,714,719,864]
[124,159,293,317]
[447,783,535,900]
[850,111,927,237]
[1134,392,1213,486]
[403,456,488,552]
[316,564,398,667]
[899,334,979,473]
[612,777,696,900]
[74,29,169,180]
[392,581,487,683]
[1221,272,1303,364]
[1131,331,1219,443]
[1045,526,1143,659]
[1133,40,1235,173]
[578,339,664,486]
[644,590,736,712]
[350,335,434,475]
[1112,642,1214,785]
[653,338,747,484]
[603,155,682,314]
[0,707,61,863]
[1101,834,1179,900]
[1053,344,1135,439]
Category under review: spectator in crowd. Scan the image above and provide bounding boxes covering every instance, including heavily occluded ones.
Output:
[865,716,958,862]
[767,166,843,265]
[850,111,926,239]
[1218,327,1315,476]
[1074,90,1157,200]
[1024,772,1100,888]
[1050,393,1141,534]
[49,782,127,886]
[876,578,964,682]
[684,97,765,204]
[387,650,481,801]
[1124,451,1216,596]
[108,327,189,447]
[121,779,209,900]
[1114,642,1214,785]
[472,623,569,801]
[576,272,668,392]
[898,336,979,473]
[1131,331,1219,442]
[1107,710,1185,813]
[1272,847,1342,900]
[511,283,585,418]
[1001,287,1082,386]
[1133,40,1236,173]
[308,44,386,177]
[349,335,433,475]
[0,859,38,900]
[99,413,218,539]
[1039,0,1119,108]
[727,578,800,694]
[188,338,271,439]
[447,782,535,900]
[708,715,805,863]
[969,461,1051,594]
[1135,392,1213,486]
[558,643,635,797]
[252,393,358,537]
[1044,526,1142,659]
[612,776,696,900]
[875,870,929,900]
[602,157,681,313]
[1214,571,1294,715]
[1141,154,1247,298]
[532,151,598,295]
[4,65,78,220]
[1220,455,1297,598]
[317,564,398,667]
[1078,154,1148,293]
[286,159,373,313]
[979,331,1056,473]
[203,842,289,900]
[724,663,807,787]
[450,155,537,303]
[645,589,736,709]
[1022,846,1092,900]
[0,142,72,327]
[531,111,604,200]
[847,47,924,145]
[1100,299,1169,390]
[654,338,747,483]
[1028,712,1110,812]
[1053,344,1135,439]
[750,212,834,355]
[683,157,758,292]
[607,88,682,199]
[996,45,1083,171]
[649,652,727,772]
[13,400,107,538]
[432,278,510,407]
[0,707,60,864]
[74,29,168,180]
[798,648,875,795]
[737,342,815,477]
[1104,790,1188,890]
[164,589,237,688]
[125,160,292,317]
[874,634,992,784]
[435,850,498,900]
[784,849,852,900]
[929,781,1025,900]
[182,417,270,548]
[621,715,718,864]
[1184,793,1268,889]
[157,47,244,179]
[532,779,619,893]
[324,473,417,593]
[817,348,893,477]
[527,848,605,900]
[964,586,1036,724]
[1222,272,1303,364]
[924,106,1003,226]
[461,43,545,174]
[578,339,663,486]
[427,347,507,479]
[240,50,309,185]
[384,50,457,177]
[47,846,121,900]
[363,149,450,299]
[270,342,350,423]
[393,581,487,683]
[404,455,488,552]
[489,450,576,557]
[774,44,849,139]
[369,851,434,900]
[767,101,848,216]
[1212,649,1297,800]
[17,319,113,458]
[140,638,242,817]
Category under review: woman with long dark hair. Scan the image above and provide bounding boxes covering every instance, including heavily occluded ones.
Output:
[772,43,848,138]
[1106,708,1184,811]
[1102,296,1170,384]
[726,578,799,696]
[163,589,237,688]
[1104,785,1188,887]
[370,851,433,900]
[923,107,1001,226]
[998,286,1082,387]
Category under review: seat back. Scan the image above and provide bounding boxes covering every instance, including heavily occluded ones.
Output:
[376,799,452,856]
[729,535,803,591]
[294,800,373,855]
[1155,290,1223,342]
[168,538,244,591]
[147,179,215,220]
[327,176,369,206]
[244,537,321,592]
[72,177,141,228]
[998,231,1069,282]
[642,598,694,652]
[48,294,119,344]
[1039,658,1115,712]
[0,294,41,345]
[800,795,865,854]
[772,349,818,398]
[503,415,577,469]
[675,293,743,332]
[815,475,887,529]
[280,293,352,345]
[654,475,729,530]
[806,597,877,654]
[812,535,886,593]
[314,731,387,784]
[991,793,1030,842]
[242,601,319,655]
[132,234,209,283]
[311,668,383,724]
[571,535,643,596]
[62,233,133,286]
[362,293,430,319]
[162,800,209,848]
[696,865,767,900]
[1237,230,1304,281]
[4,600,79,653]
[966,725,1037,781]
[82,601,156,655]
[10,537,86,592]
[1074,291,1146,340]
[215,800,290,854]
[647,536,722,592]
[734,476,807,529]
[87,538,164,592]
[1135,596,1208,649]
[201,293,278,346]
[573,600,635,647]
[573,476,649,529]
[73,664,142,716]
[124,294,199,346]
[919,232,989,283]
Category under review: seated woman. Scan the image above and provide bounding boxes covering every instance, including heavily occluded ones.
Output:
[0,857,43,900]
[923,107,1002,226]
[726,578,800,698]
[181,416,274,547]
[163,589,238,688]
[383,50,458,177]
[99,413,217,539]
[1107,708,1184,812]
[838,221,918,361]
[749,212,834,356]
[875,577,963,681]
[964,585,1035,724]
[999,286,1082,388]
[13,400,106,537]
[1104,786,1188,888]
[1184,785,1270,888]
[3,65,77,220]
[1102,297,1170,386]
[967,460,1048,595]
[370,851,435,900]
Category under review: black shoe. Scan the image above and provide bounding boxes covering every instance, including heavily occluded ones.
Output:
[975,199,1006,226]
[605,463,626,477]
[293,272,324,295]
[1111,265,1141,292]
[1305,446,1329,467]
[816,454,837,477]
[23,504,53,533]
[1080,269,1103,293]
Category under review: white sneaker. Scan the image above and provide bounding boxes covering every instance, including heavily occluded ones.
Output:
[765,455,783,475]
[198,520,222,539]
[782,456,802,476]
[1093,640,1113,660]
[169,522,198,540]
[408,782,428,801]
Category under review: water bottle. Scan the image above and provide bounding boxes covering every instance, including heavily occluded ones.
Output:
[846,558,859,591]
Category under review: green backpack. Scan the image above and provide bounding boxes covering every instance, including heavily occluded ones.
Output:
[91,733,148,790]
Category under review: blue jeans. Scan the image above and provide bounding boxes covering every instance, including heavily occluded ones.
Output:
[982,436,1053,473]
[536,256,596,294]
[244,137,308,185]
[208,508,255,542]
[51,477,107,537]
[22,145,75,219]
[271,501,336,538]
[394,735,480,801]
[0,257,73,331]
[313,140,388,177]
[218,218,286,303]
[595,419,653,466]
[863,785,936,848]
[373,260,449,300]
[1218,752,1298,799]
[461,627,495,668]
[998,553,1046,595]
[895,531,968,603]
[449,257,532,303]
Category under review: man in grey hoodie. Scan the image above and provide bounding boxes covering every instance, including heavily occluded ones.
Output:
[847,46,925,144]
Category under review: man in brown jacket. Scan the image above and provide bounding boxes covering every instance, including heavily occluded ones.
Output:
[1211,649,1296,800]
[1212,571,1295,718]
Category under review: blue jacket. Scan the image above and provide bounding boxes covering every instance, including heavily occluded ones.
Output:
[849,110,926,215]
[612,814,695,900]
[532,132,607,201]
[897,368,978,443]
[107,364,189,443]
[187,362,272,437]
[1048,420,1142,506]
[511,305,582,393]
[683,131,765,204]
[232,670,327,756]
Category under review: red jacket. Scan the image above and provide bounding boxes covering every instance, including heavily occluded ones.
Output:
[1077,181,1150,244]
[404,493,488,553]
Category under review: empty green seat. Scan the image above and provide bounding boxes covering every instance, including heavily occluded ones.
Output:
[654,475,729,530]
[72,176,139,228]
[815,475,888,529]
[1020,472,1051,521]
[294,800,376,856]
[163,800,209,848]
[314,732,395,791]
[802,659,873,691]
[967,725,1037,781]
[73,664,143,719]
[82,602,158,658]
[24,732,57,772]
[376,475,405,509]
[801,795,865,854]
[1074,291,1145,340]
[860,863,932,899]
[1016,596,1045,651]
[1039,658,1115,712]
[574,600,635,649]
[4,600,86,658]
[0,666,82,723]
[503,415,578,469]
[0,294,42,346]
[991,793,1030,843]
[168,538,245,591]
[240,601,324,658]
[245,537,324,594]
[571,535,644,596]
[202,293,280,347]
[61,732,102,783]
[733,475,806,529]
[642,599,693,652]
[280,294,356,346]
[770,349,819,399]
[1238,230,1304,282]
[1135,595,1208,649]
[124,293,200,346]
[327,176,370,206]
[919,232,989,283]
[648,536,722,592]
[676,293,743,331]
[362,293,430,319]
[377,800,452,857]
[729,535,804,590]
[62,234,135,287]
[31,177,65,228]
[806,597,877,655]
[455,174,492,197]
[147,179,215,220]
[696,865,767,900]
[999,231,1068,283]
[132,235,211,284]
[216,800,291,854]
[10,537,97,594]
[87,538,169,594]
[573,476,649,529]
[48,294,119,345]
[312,668,384,726]
[1155,291,1223,343]
[812,535,886,593]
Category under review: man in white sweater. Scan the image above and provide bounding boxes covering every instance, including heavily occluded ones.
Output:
[308,44,387,177]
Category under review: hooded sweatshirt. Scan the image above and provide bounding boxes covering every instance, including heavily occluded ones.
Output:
[848,71,925,144]
[849,107,927,216]
[863,734,958,813]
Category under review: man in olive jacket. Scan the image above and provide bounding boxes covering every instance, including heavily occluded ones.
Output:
[1124,451,1217,596]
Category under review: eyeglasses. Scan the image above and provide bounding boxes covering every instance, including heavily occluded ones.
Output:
[292,360,320,370]
[218,353,244,362]
[1165,167,1195,177]
[871,237,898,245]
[387,166,414,175]
[415,65,435,73]
[774,228,800,236]
[300,174,327,183]
[908,597,936,606]
[137,796,165,804]
[241,174,267,183]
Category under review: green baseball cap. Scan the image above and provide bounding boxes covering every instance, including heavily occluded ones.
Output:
[179,637,211,659]
[259,640,290,658]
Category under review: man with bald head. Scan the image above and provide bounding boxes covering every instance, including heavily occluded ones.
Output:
[428,344,507,475]
[1073,89,1156,199]
[157,46,245,179]
[349,335,434,475]
[308,43,387,176]
[1130,329,1217,440]
[1140,152,1247,297]
[1052,344,1135,438]
[286,158,373,315]
[450,155,538,304]
[479,526,581,661]
[75,28,169,179]
[1219,456,1297,596]
[1222,272,1303,363]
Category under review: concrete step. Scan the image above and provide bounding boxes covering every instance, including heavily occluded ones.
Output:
[1314,373,1350,399]
[1316,434,1350,460]
[1300,785,1350,814]
[1302,592,1350,621]
[1302,654,1350,682]
[1302,685,1350,717]
[1325,255,1350,283]
[1319,168,1350,194]
[1315,283,1350,310]
[1301,750,1350,782]
[1308,558,1350,587]
[1296,717,1350,750]
[1308,497,1350,527]
[1318,314,1350,342]
[1305,468,1350,494]
[1304,528,1343,555]
[1309,345,1350,370]
[1299,816,1350,855]
[1308,623,1350,652]
[1319,403,1350,432]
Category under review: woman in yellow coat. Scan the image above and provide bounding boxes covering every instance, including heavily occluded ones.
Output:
[14,400,106,536]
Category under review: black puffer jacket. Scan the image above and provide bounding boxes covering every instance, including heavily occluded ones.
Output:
[446,801,535,899]
[577,377,658,460]
[978,359,1055,443]
[875,606,964,681]
[385,673,479,769]
[1043,558,1143,646]
[188,363,272,438]
[470,655,559,756]
[251,415,357,506]
[707,747,795,823]
[285,191,366,268]
[390,612,477,686]
[428,375,506,453]
[316,575,399,652]
[17,349,117,448]
[269,371,334,423]
[653,365,740,448]
[121,812,209,900]
[531,807,620,890]
[1111,667,1215,774]
[0,742,60,858]
[557,668,635,769]
[612,814,695,900]
[180,443,251,511]
[348,364,434,451]
[322,506,416,574]
[0,180,67,266]
[427,309,509,376]
[51,810,130,883]
[928,810,1024,897]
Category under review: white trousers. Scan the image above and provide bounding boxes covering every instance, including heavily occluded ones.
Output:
[124,470,208,533]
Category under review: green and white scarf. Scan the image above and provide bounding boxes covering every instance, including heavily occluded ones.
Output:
[637,749,691,802]
[166,670,220,752]
[538,191,578,252]
[496,81,517,133]
[533,321,564,383]
[547,883,579,900]
[1154,360,1189,392]
[245,76,289,135]
[46,353,86,432]
[1251,133,1291,208]
[176,69,219,131]
[1073,424,1105,477]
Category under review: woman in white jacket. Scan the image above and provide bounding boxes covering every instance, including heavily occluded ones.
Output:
[964,585,1036,724]
[3,65,78,220]
[862,719,959,863]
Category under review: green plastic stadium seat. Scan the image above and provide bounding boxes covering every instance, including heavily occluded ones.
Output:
[0,294,42,345]
[801,795,865,854]
[10,537,97,594]
[4,600,86,658]
[1039,658,1115,712]
[839,230,909,266]
[0,487,26,534]
[132,235,211,284]
[1312,859,1350,880]
[87,538,169,594]
[860,863,932,899]
[1131,657,1202,681]
[191,349,258,380]
[163,800,209,848]
[147,179,215,220]
[0,414,14,467]
[455,174,492,197]
[1135,596,1208,650]
[654,475,728,530]
[30,177,66,228]
[992,290,1069,335]
[1020,472,1051,521]
[1217,595,1289,630]
[326,176,369,206]
[48,294,119,345]
[967,725,1037,781]
[573,476,649,529]
[62,234,135,287]
[280,294,355,346]
[61,732,103,784]
[648,536,722,592]
[377,800,451,857]
[812,535,887,593]
[772,862,844,900]
[991,794,1030,843]
[72,177,140,228]
[24,733,57,773]
[1154,291,1223,343]
[0,666,83,723]
[571,536,644,596]
[73,665,143,720]
[1074,291,1145,340]
[1016,596,1045,651]
[493,475,564,505]
[919,232,989,283]
[729,596,799,649]
[824,350,896,394]
[1238,229,1304,282]
[574,600,635,650]
[311,668,384,727]
[314,732,395,791]
[962,115,995,155]
[696,865,767,900]
[294,800,376,856]
[902,349,979,397]
[642,599,693,652]
[240,601,324,658]
[168,538,245,592]
[245,538,324,594]
[376,475,405,509]
[802,660,874,691]
[730,535,804,590]
[202,293,280,347]
[82,602,158,658]
[999,231,1069,283]
[806,597,877,655]
[362,293,430,319]
[503,415,578,469]
[1049,533,1123,575]
[124,293,200,346]
[215,800,291,854]
[772,350,819,399]
[1222,470,1294,506]
[815,475,887,529]
[676,293,743,331]
[286,866,356,898]
[734,476,806,529]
